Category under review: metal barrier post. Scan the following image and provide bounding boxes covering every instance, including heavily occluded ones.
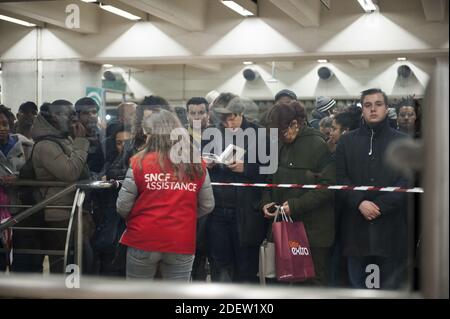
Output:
[0,180,119,275]
[0,183,77,231]
[76,190,85,273]
[63,188,80,270]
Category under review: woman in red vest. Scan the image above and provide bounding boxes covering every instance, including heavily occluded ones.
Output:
[116,109,214,281]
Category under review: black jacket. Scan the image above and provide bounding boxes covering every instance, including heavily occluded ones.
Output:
[208,117,267,246]
[336,118,410,257]
[86,133,105,175]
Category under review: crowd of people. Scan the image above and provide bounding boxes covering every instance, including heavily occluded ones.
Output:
[0,88,421,289]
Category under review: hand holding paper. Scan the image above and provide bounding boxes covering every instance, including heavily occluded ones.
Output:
[228,160,244,173]
[202,144,246,166]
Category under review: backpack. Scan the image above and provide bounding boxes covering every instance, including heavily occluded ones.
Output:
[19,136,67,180]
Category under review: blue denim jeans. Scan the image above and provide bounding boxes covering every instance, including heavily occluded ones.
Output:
[347,255,406,289]
[206,208,259,283]
[126,247,194,281]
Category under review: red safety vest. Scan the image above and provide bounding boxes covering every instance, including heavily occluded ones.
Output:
[120,152,206,254]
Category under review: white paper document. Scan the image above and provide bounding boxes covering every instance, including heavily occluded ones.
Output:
[202,144,246,165]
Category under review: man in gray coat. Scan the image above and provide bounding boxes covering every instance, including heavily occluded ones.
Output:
[31,99,90,273]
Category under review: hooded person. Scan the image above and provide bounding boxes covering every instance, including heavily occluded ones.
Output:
[30,99,90,273]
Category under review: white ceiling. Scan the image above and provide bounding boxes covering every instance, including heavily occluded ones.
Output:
[0,0,448,69]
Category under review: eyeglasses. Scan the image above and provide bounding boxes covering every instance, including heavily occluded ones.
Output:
[280,121,297,134]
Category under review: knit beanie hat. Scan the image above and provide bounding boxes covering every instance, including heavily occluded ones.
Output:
[315,96,336,113]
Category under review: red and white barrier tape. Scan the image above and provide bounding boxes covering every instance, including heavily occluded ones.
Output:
[210,182,424,193]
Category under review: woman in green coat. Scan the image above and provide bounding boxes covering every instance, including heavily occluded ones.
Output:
[262,101,336,285]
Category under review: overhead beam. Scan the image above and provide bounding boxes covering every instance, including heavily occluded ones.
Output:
[0,0,100,33]
[420,0,446,21]
[221,0,257,16]
[0,9,44,28]
[118,64,155,71]
[266,61,295,71]
[188,63,222,72]
[347,59,370,69]
[100,0,147,20]
[117,0,207,31]
[269,0,321,27]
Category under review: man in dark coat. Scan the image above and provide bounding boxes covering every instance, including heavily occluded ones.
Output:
[336,88,409,289]
[205,96,267,283]
[74,97,105,175]
[74,97,106,273]
[185,96,212,281]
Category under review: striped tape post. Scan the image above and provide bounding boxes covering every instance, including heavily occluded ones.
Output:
[210,182,424,193]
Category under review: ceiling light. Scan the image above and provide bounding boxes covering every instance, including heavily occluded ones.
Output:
[397,57,407,61]
[81,0,97,3]
[317,59,328,63]
[357,0,377,13]
[0,14,36,27]
[243,61,253,65]
[102,64,114,68]
[99,4,141,20]
[221,0,255,17]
